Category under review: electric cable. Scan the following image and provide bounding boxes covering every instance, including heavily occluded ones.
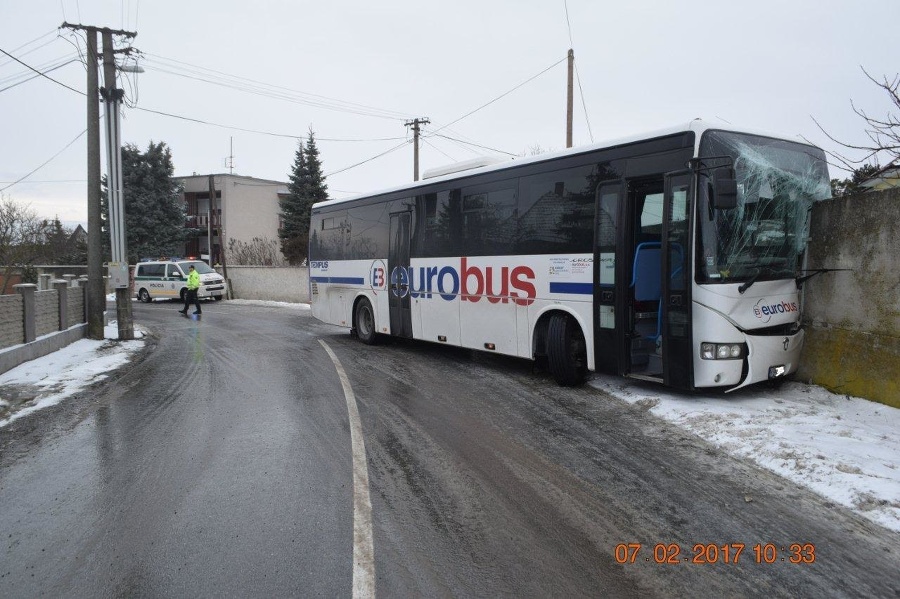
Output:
[0,128,88,192]
[430,55,567,135]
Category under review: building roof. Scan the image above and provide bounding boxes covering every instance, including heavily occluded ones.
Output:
[176,173,288,186]
[860,162,900,190]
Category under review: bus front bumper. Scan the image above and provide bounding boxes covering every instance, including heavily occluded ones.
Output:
[729,329,804,392]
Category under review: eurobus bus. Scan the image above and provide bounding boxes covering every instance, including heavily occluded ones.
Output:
[309,119,831,390]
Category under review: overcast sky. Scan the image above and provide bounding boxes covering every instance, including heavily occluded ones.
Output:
[1,0,897,226]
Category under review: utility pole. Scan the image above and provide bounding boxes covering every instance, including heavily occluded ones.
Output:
[208,175,216,264]
[404,117,430,181]
[566,48,574,149]
[62,22,136,340]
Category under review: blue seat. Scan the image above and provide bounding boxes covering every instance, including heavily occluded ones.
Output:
[631,242,662,343]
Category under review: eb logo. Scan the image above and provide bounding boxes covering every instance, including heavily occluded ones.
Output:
[369,260,387,293]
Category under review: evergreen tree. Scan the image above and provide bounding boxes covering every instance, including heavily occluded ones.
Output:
[280,129,328,264]
[280,140,308,264]
[830,163,880,198]
[41,217,85,264]
[102,141,185,263]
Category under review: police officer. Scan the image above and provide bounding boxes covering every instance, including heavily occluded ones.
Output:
[178,264,202,315]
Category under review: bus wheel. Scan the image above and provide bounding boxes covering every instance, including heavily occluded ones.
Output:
[547,313,587,386]
[354,298,377,345]
[138,288,151,303]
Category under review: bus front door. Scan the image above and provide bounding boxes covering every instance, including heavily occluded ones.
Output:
[660,172,693,389]
[389,211,413,338]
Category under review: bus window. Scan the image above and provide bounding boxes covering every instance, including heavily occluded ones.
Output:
[347,202,390,260]
[461,182,516,256]
[519,165,596,254]
[418,190,458,257]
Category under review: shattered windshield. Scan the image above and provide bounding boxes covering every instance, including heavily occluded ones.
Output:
[697,131,831,284]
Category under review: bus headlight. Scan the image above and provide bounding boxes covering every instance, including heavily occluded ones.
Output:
[701,342,746,360]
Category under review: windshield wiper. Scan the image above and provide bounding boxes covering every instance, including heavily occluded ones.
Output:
[738,270,761,294]
[795,268,851,287]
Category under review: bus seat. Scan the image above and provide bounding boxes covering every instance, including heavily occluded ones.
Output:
[631,242,662,344]
[631,242,661,301]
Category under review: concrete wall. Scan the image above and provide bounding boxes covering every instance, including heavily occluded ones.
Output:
[0,294,24,349]
[0,283,90,375]
[797,187,900,408]
[219,266,309,303]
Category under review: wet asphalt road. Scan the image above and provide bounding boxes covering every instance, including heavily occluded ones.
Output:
[0,300,898,598]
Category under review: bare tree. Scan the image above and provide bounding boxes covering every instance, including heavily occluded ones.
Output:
[226,237,286,266]
[0,195,49,294]
[814,68,900,170]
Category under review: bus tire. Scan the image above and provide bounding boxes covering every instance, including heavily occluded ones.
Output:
[547,312,587,386]
[138,288,151,303]
[354,298,377,345]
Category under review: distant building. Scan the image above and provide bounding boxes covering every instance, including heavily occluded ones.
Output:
[860,163,900,192]
[67,224,87,246]
[178,174,289,264]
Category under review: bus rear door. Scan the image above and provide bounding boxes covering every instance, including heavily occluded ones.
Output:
[389,211,413,338]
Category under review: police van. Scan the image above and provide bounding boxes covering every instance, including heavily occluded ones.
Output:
[133,259,227,303]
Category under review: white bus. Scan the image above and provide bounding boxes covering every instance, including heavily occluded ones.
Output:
[309,120,831,390]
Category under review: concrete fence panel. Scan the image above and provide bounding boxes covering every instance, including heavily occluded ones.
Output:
[67,286,85,327]
[35,289,59,338]
[219,266,310,303]
[0,294,24,350]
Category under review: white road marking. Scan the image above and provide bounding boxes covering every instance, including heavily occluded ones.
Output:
[319,339,376,598]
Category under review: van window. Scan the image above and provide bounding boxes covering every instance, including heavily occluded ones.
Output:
[166,264,182,278]
[139,264,164,277]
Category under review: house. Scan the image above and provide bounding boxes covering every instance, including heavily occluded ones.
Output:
[178,174,289,264]
[860,163,900,192]
[68,224,87,246]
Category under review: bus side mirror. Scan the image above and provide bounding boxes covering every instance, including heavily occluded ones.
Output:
[713,168,738,210]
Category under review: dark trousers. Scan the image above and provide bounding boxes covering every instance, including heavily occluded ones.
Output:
[183,288,201,313]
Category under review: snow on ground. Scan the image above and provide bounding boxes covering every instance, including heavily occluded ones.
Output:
[0,321,146,428]
[0,299,897,533]
[590,376,900,533]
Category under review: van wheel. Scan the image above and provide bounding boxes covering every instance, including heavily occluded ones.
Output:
[547,313,587,386]
[354,298,377,345]
[214,296,223,301]
[138,288,151,303]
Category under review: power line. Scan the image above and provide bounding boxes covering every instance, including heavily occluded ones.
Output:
[0,32,61,69]
[325,140,410,178]
[428,133,518,157]
[132,105,407,142]
[564,0,575,47]
[421,138,457,162]
[574,61,594,143]
[140,52,416,121]
[431,55,568,135]
[0,128,88,192]
[0,57,79,93]
[0,47,84,95]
